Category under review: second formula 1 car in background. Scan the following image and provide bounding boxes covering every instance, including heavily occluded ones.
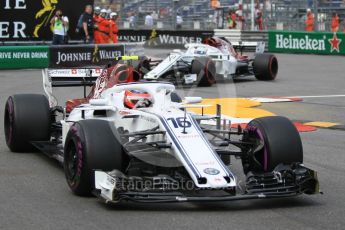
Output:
[139,37,278,86]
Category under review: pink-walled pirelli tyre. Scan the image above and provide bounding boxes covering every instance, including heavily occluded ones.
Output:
[253,53,278,81]
[243,116,303,173]
[191,57,216,86]
[4,94,51,152]
[63,119,127,196]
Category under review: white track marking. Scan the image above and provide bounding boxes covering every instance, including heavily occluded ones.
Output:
[288,95,345,98]
[249,98,294,103]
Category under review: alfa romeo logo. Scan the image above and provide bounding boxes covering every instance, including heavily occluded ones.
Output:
[203,168,220,175]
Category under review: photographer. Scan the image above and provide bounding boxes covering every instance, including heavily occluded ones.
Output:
[50,9,69,45]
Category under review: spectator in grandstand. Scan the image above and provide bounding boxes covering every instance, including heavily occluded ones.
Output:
[235,3,244,30]
[211,0,220,9]
[129,12,137,28]
[145,12,154,28]
[152,11,159,21]
[176,13,183,29]
[109,12,119,44]
[93,7,102,44]
[50,9,69,45]
[81,5,94,43]
[226,10,237,29]
[331,12,340,32]
[95,9,111,44]
[255,5,263,31]
[305,9,314,32]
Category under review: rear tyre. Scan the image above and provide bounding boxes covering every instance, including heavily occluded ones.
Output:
[191,57,216,86]
[253,53,278,81]
[243,116,303,173]
[63,119,127,196]
[4,94,51,152]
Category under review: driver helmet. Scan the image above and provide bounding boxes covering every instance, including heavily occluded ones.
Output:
[124,90,152,109]
[203,37,222,47]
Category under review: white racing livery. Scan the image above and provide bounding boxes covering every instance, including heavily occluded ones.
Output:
[67,83,236,191]
[4,73,319,203]
[141,37,278,86]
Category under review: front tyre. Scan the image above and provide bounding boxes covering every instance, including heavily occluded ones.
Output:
[243,116,303,173]
[63,119,127,196]
[4,94,51,152]
[253,53,278,81]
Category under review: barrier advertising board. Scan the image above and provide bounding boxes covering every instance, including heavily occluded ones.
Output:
[0,44,124,69]
[268,31,345,55]
[0,0,94,41]
[118,29,214,48]
[0,46,49,69]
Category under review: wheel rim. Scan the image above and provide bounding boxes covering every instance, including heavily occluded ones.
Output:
[205,60,216,84]
[248,126,268,172]
[269,56,278,79]
[4,98,14,146]
[65,142,79,186]
[253,127,268,171]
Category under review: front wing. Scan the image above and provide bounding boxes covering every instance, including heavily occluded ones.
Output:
[93,164,320,204]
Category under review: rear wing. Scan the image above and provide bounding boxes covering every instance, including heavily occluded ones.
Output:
[42,56,144,107]
[42,67,104,107]
[43,68,103,87]
[232,41,266,54]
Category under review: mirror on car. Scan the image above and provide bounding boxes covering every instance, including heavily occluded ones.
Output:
[184,97,202,104]
[89,99,108,106]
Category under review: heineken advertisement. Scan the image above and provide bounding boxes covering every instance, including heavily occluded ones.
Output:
[268,31,345,55]
[0,46,49,69]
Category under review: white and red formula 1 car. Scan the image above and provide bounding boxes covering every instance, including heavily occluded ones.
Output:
[4,62,318,204]
[140,36,278,86]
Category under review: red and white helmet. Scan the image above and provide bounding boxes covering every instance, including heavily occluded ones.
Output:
[124,90,152,109]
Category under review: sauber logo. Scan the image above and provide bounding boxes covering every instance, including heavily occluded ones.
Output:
[329,33,342,53]
[203,168,220,175]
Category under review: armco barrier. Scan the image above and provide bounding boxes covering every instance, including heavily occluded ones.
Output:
[268,31,345,55]
[0,46,49,69]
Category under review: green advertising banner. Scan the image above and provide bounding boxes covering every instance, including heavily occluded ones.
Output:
[268,31,345,55]
[0,46,49,69]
